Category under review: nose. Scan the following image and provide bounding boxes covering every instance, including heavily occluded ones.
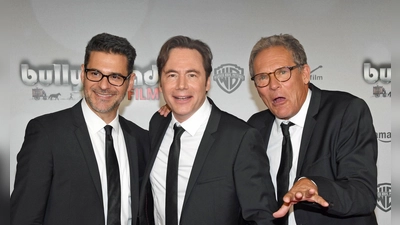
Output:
[176,75,188,90]
[268,75,281,90]
[98,76,112,89]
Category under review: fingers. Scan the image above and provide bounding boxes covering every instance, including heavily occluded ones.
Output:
[273,203,291,218]
[282,189,310,202]
[313,195,329,207]
[281,189,329,207]
[158,105,171,117]
[279,178,330,208]
[275,186,329,218]
[304,188,316,198]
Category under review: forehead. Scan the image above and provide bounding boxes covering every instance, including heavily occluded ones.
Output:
[164,48,203,70]
[254,46,294,72]
[87,51,128,73]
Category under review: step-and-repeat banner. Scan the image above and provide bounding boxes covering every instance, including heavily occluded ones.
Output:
[5,1,391,224]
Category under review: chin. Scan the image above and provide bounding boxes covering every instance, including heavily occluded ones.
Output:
[272,111,289,120]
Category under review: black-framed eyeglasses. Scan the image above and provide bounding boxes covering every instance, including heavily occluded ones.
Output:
[251,64,303,88]
[84,68,131,86]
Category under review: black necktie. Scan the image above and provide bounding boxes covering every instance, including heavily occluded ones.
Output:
[104,125,121,225]
[166,124,185,225]
[277,122,294,224]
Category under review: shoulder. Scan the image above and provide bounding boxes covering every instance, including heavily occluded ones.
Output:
[248,109,272,121]
[216,108,260,135]
[208,99,262,133]
[149,111,170,127]
[119,116,148,134]
[247,109,273,128]
[320,88,370,111]
[29,104,76,128]
[219,110,247,126]
[309,83,371,114]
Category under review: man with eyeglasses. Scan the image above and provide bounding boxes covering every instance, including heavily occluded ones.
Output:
[247,34,378,225]
[11,33,149,225]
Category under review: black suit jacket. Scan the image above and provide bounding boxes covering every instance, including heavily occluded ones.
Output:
[11,100,149,225]
[248,83,378,225]
[139,98,278,225]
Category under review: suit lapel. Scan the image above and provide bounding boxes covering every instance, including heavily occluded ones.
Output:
[72,101,103,200]
[148,114,171,178]
[260,112,274,150]
[139,114,171,217]
[296,84,321,176]
[182,103,220,209]
[141,115,170,193]
[120,118,140,219]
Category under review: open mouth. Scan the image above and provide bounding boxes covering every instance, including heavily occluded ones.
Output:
[273,96,285,104]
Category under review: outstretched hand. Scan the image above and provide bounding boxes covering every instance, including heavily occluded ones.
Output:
[273,178,329,218]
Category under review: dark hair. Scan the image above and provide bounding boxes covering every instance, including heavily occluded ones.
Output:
[249,34,307,77]
[157,35,213,79]
[84,33,136,75]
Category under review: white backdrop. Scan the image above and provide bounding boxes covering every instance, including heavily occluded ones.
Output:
[5,1,391,224]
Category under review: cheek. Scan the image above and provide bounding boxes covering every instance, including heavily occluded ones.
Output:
[82,80,91,91]
[119,86,129,95]
[80,72,85,84]
[159,80,167,92]
[256,88,268,99]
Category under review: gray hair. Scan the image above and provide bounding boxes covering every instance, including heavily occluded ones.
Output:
[249,34,307,77]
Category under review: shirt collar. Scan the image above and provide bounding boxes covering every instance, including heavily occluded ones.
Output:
[81,98,120,134]
[274,88,312,129]
[171,98,212,136]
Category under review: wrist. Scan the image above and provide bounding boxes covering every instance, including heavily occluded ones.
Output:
[298,176,317,188]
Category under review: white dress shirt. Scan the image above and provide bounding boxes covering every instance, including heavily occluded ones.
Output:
[267,89,312,225]
[150,98,212,225]
[81,99,131,225]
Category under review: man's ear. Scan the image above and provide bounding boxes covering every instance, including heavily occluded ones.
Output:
[206,76,211,92]
[128,73,135,91]
[126,73,135,100]
[302,64,311,84]
[80,64,85,84]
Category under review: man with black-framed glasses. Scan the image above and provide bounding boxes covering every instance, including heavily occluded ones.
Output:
[11,33,149,225]
[247,34,378,225]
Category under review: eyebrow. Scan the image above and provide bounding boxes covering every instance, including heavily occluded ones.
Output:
[163,69,200,74]
[86,68,125,76]
[256,66,286,75]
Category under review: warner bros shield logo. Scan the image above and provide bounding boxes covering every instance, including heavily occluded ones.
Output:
[377,183,391,212]
[213,64,245,94]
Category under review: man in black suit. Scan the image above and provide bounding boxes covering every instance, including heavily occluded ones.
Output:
[11,33,149,225]
[247,34,378,225]
[139,35,277,225]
